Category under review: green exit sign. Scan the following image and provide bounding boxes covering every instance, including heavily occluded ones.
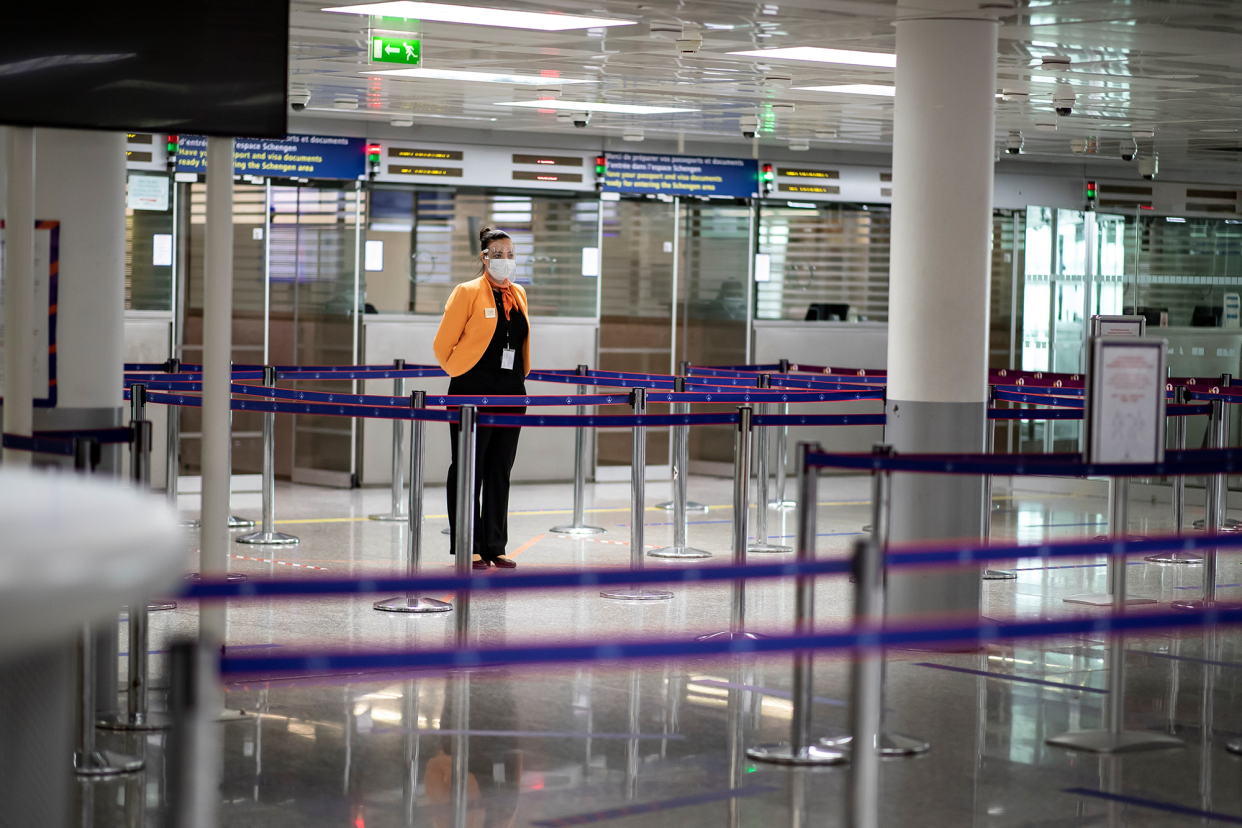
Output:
[371,35,420,65]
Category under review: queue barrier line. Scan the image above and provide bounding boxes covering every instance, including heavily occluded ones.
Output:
[180,530,1242,600]
[2,427,134,455]
[217,602,1242,677]
[806,447,1242,478]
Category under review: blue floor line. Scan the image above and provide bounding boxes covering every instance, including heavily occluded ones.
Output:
[1063,787,1242,824]
[1130,649,1242,671]
[529,784,778,827]
[913,662,1106,694]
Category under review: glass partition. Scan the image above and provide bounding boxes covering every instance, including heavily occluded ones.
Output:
[125,173,174,311]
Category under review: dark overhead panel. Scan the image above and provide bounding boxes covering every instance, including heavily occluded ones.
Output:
[0,1,290,137]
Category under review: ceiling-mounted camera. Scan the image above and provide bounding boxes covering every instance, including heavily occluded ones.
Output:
[1006,130,1023,154]
[740,114,759,139]
[1139,153,1158,180]
[1053,82,1075,117]
[572,111,591,128]
[1121,137,1138,162]
[289,88,311,112]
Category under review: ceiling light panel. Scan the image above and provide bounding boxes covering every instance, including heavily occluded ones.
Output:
[797,84,895,96]
[498,100,697,114]
[729,47,896,68]
[366,68,592,84]
[322,2,635,31]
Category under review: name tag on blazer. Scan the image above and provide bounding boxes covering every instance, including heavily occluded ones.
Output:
[485,308,496,318]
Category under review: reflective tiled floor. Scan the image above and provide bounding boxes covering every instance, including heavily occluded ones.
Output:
[81,474,1242,826]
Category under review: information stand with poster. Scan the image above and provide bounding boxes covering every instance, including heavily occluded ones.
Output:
[1047,334,1183,754]
[1089,314,1145,338]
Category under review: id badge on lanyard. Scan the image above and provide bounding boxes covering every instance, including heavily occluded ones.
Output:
[501,348,515,370]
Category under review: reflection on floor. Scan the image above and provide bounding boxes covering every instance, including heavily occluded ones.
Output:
[80,475,1242,826]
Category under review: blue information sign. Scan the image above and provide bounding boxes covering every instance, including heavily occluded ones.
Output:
[602,152,758,198]
[176,134,367,180]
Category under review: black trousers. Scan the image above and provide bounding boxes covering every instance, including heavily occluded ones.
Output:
[447,420,522,560]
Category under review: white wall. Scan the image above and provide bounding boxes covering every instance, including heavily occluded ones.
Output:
[361,314,597,485]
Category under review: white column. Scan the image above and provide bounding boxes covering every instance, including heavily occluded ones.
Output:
[3,128,35,466]
[885,2,998,619]
[201,138,234,641]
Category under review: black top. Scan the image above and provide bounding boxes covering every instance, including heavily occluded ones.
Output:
[447,289,528,398]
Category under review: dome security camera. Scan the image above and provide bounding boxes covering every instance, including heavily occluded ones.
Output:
[1139,153,1159,180]
[1053,82,1075,117]
[289,88,311,112]
[739,114,759,139]
[1006,130,1023,154]
[675,32,702,54]
[1121,137,1138,162]
[572,111,591,128]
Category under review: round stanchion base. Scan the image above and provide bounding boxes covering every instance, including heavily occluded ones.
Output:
[97,710,172,732]
[599,587,673,601]
[748,542,793,554]
[1170,598,1237,612]
[182,518,201,529]
[982,570,1017,581]
[656,501,710,513]
[369,512,409,522]
[216,708,254,722]
[374,595,453,613]
[1144,552,1202,564]
[648,545,712,559]
[861,524,871,534]
[148,600,178,611]
[550,524,607,535]
[236,530,300,546]
[74,750,144,777]
[441,527,451,535]
[1193,518,1242,530]
[746,742,850,766]
[818,731,931,757]
[1045,728,1184,753]
[229,515,256,529]
[1226,737,1242,756]
[768,500,797,510]
[694,630,765,642]
[185,572,248,583]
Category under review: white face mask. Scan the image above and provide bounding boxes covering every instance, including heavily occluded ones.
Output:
[487,257,516,283]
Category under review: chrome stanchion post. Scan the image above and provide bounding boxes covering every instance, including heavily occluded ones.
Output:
[650,375,711,558]
[1048,474,1183,752]
[1175,396,1226,611]
[376,391,451,613]
[227,369,256,528]
[601,388,671,600]
[167,640,223,828]
[237,366,298,546]
[847,536,883,828]
[552,364,606,534]
[748,442,847,765]
[697,406,754,639]
[165,359,182,506]
[658,361,709,513]
[982,386,1016,580]
[750,375,792,553]
[1147,385,1201,563]
[372,358,409,521]
[74,623,144,776]
[771,359,795,509]
[450,671,471,828]
[455,405,478,644]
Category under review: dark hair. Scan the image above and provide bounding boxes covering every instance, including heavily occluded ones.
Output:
[477,226,511,277]
[479,226,510,251]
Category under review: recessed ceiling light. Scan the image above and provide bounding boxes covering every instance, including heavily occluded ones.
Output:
[797,84,895,96]
[365,67,591,84]
[498,100,697,114]
[1201,128,1238,133]
[323,2,635,31]
[729,46,895,68]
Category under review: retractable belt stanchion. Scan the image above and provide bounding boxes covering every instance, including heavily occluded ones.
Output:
[749,374,792,553]
[237,366,299,546]
[649,374,711,559]
[164,358,188,520]
[1147,385,1201,564]
[1047,474,1184,753]
[100,414,171,732]
[227,393,255,530]
[375,391,451,613]
[822,445,929,757]
[982,385,1017,581]
[747,442,847,766]
[454,405,478,644]
[698,407,756,641]
[1194,373,1237,529]
[770,358,795,509]
[131,385,178,610]
[551,364,605,535]
[847,534,883,828]
[601,388,672,601]
[658,361,708,514]
[73,437,144,776]
[1174,396,1229,612]
[371,358,409,522]
[166,640,223,828]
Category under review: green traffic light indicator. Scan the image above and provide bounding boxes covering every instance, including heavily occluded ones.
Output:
[371,35,421,65]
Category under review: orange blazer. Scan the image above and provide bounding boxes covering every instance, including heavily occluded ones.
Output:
[433,276,531,377]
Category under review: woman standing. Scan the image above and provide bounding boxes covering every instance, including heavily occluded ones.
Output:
[434,227,530,570]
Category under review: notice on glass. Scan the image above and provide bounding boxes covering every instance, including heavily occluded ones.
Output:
[1087,339,1165,464]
